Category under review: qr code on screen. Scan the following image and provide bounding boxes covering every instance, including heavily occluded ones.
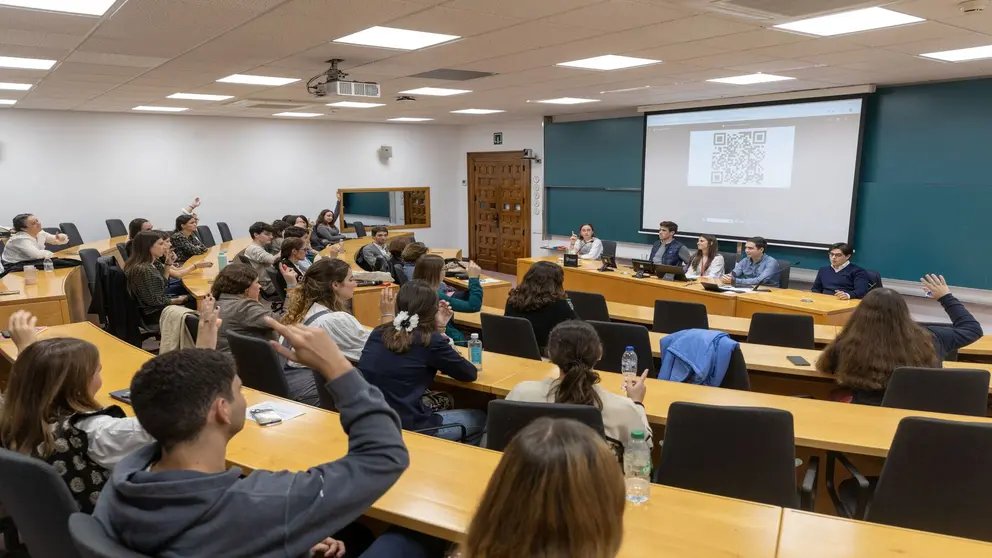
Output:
[710,130,767,185]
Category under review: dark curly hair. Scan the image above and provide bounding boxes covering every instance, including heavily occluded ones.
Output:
[506,261,567,312]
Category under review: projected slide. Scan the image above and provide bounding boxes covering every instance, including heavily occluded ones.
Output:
[687,127,795,189]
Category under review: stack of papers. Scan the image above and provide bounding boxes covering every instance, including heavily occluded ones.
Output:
[246,401,305,423]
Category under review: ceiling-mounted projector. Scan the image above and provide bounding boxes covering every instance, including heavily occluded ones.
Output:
[307,59,380,98]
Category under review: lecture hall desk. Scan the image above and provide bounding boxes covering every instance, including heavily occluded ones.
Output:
[517,256,859,325]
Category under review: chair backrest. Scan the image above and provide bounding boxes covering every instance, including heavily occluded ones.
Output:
[652,300,709,334]
[601,240,617,258]
[116,242,129,261]
[311,370,337,412]
[720,251,739,269]
[43,226,63,251]
[183,313,199,343]
[265,266,287,302]
[216,222,233,243]
[0,448,82,558]
[588,320,655,375]
[867,417,992,542]
[354,246,374,272]
[565,290,610,322]
[0,238,5,261]
[484,400,606,451]
[236,251,251,265]
[353,221,366,238]
[69,513,151,558]
[866,269,883,291]
[654,402,799,508]
[227,331,291,398]
[105,219,127,238]
[196,225,216,248]
[480,313,542,360]
[747,312,815,349]
[58,222,84,249]
[79,248,101,300]
[720,345,751,391]
[882,367,990,417]
[777,260,792,289]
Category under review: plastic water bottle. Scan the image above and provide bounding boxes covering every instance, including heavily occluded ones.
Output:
[218,251,227,270]
[624,430,651,504]
[43,256,54,273]
[621,346,638,383]
[468,333,483,370]
[23,265,38,285]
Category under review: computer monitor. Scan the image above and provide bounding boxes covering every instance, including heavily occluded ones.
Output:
[653,264,687,281]
[600,254,617,271]
[631,259,654,278]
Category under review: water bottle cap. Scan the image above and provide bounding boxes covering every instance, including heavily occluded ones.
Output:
[470,333,479,339]
[625,346,634,351]
[631,430,645,440]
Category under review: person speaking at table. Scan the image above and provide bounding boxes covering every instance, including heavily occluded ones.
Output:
[811,243,869,300]
[569,223,603,260]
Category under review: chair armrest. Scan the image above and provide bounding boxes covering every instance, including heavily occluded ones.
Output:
[825,451,871,519]
[414,423,467,442]
[800,455,820,511]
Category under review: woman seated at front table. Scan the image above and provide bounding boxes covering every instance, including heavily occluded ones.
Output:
[314,202,344,247]
[211,263,294,354]
[0,213,69,268]
[568,223,603,260]
[170,214,208,264]
[504,261,578,352]
[413,254,483,342]
[358,280,486,444]
[124,231,194,319]
[684,234,725,280]
[817,274,982,406]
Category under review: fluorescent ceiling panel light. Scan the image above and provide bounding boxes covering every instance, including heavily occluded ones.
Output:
[0,0,116,16]
[773,7,923,37]
[707,73,795,85]
[557,55,660,70]
[921,45,992,62]
[274,112,322,117]
[327,101,386,108]
[451,109,505,114]
[334,26,460,50]
[133,106,188,112]
[399,87,471,96]
[533,97,600,105]
[0,99,17,105]
[388,117,433,122]
[0,55,56,70]
[217,74,299,86]
[0,82,31,91]
[168,93,234,101]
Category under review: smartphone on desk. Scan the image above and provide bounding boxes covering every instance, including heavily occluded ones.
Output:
[787,356,811,367]
[110,389,132,404]
[250,407,283,426]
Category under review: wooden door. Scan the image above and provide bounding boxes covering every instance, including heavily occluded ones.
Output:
[467,152,531,275]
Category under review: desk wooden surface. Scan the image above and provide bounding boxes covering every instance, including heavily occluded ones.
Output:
[55,236,127,261]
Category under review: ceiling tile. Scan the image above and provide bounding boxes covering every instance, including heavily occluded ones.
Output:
[845,21,971,48]
[884,31,992,55]
[746,36,865,59]
[679,50,781,69]
[388,6,525,36]
[624,41,730,61]
[689,29,808,51]
[66,52,169,68]
[445,0,607,20]
[0,6,101,35]
[542,1,693,32]
[0,29,85,50]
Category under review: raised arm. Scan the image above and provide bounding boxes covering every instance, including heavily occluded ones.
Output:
[922,275,983,354]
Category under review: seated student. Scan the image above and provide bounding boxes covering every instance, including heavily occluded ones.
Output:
[0,310,156,514]
[170,214,208,264]
[505,320,650,454]
[720,236,781,287]
[569,223,603,260]
[460,418,625,558]
[315,202,345,246]
[283,225,324,271]
[94,319,410,557]
[685,234,725,280]
[125,231,193,318]
[812,242,869,300]
[124,218,154,256]
[211,263,292,354]
[270,219,290,253]
[360,225,392,272]
[1,213,69,267]
[386,236,412,284]
[276,236,308,284]
[242,221,279,296]
[400,242,428,280]
[817,274,982,406]
[413,254,483,342]
[358,280,485,444]
[153,230,213,298]
[648,220,690,267]
[504,261,578,352]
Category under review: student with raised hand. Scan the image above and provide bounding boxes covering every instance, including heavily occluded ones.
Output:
[361,225,392,272]
[568,223,603,260]
[685,234,725,280]
[504,261,578,352]
[125,231,193,318]
[720,236,780,287]
[413,254,483,342]
[211,263,292,354]
[817,274,983,405]
[170,214,208,264]
[459,418,625,558]
[505,320,650,455]
[154,230,213,297]
[93,316,409,558]
[179,196,201,216]
[0,213,69,266]
[811,242,869,300]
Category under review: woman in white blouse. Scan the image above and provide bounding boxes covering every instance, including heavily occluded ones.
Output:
[568,223,604,260]
[685,234,725,279]
[1,213,69,267]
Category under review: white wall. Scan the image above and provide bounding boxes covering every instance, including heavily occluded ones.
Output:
[0,110,461,247]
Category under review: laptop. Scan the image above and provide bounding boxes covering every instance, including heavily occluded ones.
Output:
[702,282,753,294]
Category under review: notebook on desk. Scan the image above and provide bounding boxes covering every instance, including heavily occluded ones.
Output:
[702,282,752,294]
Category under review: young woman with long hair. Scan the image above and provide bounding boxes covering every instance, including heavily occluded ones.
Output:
[123,218,153,256]
[685,234,725,279]
[568,223,604,260]
[314,202,344,247]
[170,213,207,264]
[124,231,192,316]
[817,274,982,405]
[460,418,625,558]
[358,280,485,444]
[386,236,412,284]
[504,261,577,351]
[413,254,483,342]
[505,320,650,454]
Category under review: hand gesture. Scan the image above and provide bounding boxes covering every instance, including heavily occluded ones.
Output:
[326,243,342,259]
[379,285,395,315]
[466,261,482,279]
[921,273,951,299]
[191,197,201,209]
[280,263,299,287]
[310,537,346,558]
[624,369,649,403]
[165,250,177,267]
[196,260,214,269]
[570,231,578,244]
[7,310,38,351]
[266,317,352,381]
[195,294,222,349]
[435,300,454,330]
[834,291,851,300]
[719,274,733,285]
[55,233,68,243]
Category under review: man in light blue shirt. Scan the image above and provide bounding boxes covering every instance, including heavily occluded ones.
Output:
[720,236,781,287]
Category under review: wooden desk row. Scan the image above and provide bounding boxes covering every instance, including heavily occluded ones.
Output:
[4,324,991,557]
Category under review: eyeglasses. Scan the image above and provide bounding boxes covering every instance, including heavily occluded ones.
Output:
[828,252,845,258]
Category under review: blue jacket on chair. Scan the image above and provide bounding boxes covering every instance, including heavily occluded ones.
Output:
[658,329,739,388]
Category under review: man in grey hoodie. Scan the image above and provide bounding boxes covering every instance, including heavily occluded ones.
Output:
[93,317,410,558]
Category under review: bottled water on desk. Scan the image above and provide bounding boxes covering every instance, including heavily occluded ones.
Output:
[43,256,54,273]
[625,430,651,504]
[218,251,227,270]
[468,333,483,370]
[621,346,638,386]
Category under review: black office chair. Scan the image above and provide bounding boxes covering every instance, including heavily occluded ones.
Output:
[59,222,84,249]
[747,313,815,349]
[78,248,105,325]
[654,402,818,510]
[601,240,617,258]
[883,367,990,416]
[184,313,199,343]
[227,331,291,399]
[652,300,708,334]
[43,226,63,252]
[866,269,883,291]
[353,221,367,238]
[116,242,129,261]
[777,260,792,289]
[196,225,216,248]
[480,313,542,360]
[0,448,82,558]
[484,400,606,451]
[354,247,374,272]
[105,219,127,238]
[720,251,739,269]
[216,222,233,243]
[0,238,5,262]
[588,320,654,376]
[265,266,287,304]
[312,370,337,412]
[69,513,150,558]
[566,290,610,322]
[866,417,992,542]
[720,345,751,391]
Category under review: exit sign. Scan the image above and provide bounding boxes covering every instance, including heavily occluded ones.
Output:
[493,132,503,145]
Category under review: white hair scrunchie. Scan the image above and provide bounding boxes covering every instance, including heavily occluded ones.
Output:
[393,311,419,333]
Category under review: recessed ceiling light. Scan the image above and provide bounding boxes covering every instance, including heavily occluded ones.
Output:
[388,117,433,122]
[274,112,322,117]
[533,97,601,105]
[0,55,56,70]
[557,55,660,71]
[707,73,796,85]
[399,87,471,96]
[217,74,300,86]
[0,82,31,91]
[327,101,386,108]
[168,93,234,101]
[774,7,924,37]
[0,0,116,16]
[920,45,992,62]
[451,109,505,115]
[132,106,188,112]
[334,26,460,50]
[0,99,17,105]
